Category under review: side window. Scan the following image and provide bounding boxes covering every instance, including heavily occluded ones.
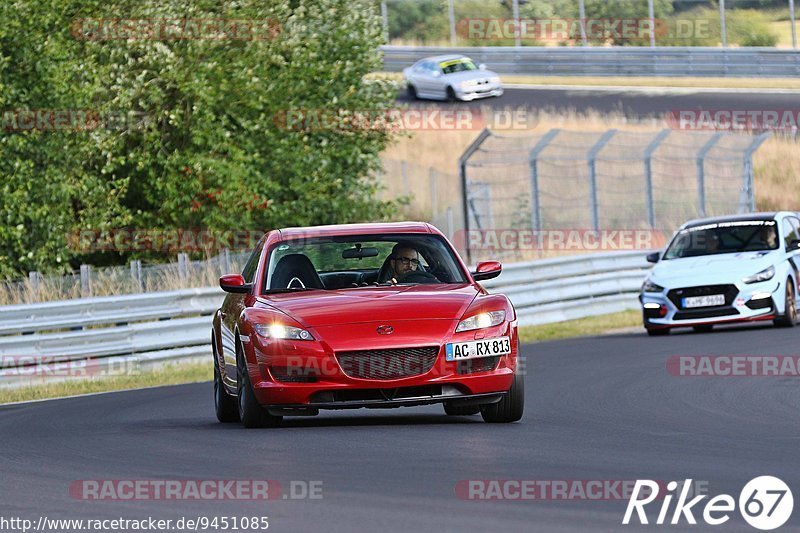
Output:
[789,217,800,248]
[241,237,265,283]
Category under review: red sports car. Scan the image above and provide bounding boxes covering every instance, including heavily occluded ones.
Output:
[211,222,523,428]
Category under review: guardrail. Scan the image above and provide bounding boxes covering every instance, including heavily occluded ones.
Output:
[0,251,652,388]
[382,45,800,77]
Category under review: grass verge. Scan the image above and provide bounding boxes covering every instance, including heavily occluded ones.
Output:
[518,310,641,344]
[0,360,212,405]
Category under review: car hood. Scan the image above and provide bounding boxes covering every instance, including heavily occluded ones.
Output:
[650,251,777,284]
[256,284,479,327]
[443,70,500,83]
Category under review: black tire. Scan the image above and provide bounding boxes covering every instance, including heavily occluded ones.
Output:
[443,403,480,416]
[237,340,282,428]
[774,280,797,328]
[692,325,713,333]
[446,86,457,102]
[646,327,670,336]
[407,84,419,100]
[480,371,524,423]
[214,356,240,423]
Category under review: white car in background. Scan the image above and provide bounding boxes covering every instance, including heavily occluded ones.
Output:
[402,55,503,102]
[640,212,800,336]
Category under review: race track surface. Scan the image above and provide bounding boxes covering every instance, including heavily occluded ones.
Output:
[2,323,799,532]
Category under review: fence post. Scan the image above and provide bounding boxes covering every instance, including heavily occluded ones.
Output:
[177,253,189,283]
[696,132,724,218]
[429,167,438,220]
[220,248,231,274]
[578,0,588,46]
[643,129,671,228]
[741,132,770,213]
[458,128,492,265]
[587,129,617,231]
[380,1,389,43]
[130,259,143,292]
[80,264,92,298]
[529,129,561,232]
[28,271,41,302]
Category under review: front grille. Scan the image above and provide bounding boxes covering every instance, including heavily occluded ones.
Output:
[335,346,439,380]
[746,297,774,310]
[457,356,500,375]
[674,308,740,320]
[668,284,738,309]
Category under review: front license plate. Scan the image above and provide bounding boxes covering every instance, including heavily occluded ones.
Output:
[683,294,725,308]
[446,337,511,361]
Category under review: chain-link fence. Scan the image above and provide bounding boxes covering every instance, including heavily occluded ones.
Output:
[460,128,769,263]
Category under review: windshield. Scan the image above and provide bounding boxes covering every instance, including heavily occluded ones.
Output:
[440,58,478,75]
[663,220,779,260]
[263,234,468,292]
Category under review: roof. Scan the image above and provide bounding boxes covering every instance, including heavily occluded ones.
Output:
[419,54,465,63]
[278,221,433,239]
[682,212,779,229]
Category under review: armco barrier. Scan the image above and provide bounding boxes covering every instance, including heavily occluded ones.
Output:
[0,251,652,388]
[382,45,800,78]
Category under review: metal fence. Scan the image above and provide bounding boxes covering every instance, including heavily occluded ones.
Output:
[382,46,800,77]
[460,128,769,263]
[0,251,651,389]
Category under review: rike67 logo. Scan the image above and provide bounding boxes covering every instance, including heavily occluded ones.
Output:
[623,476,793,530]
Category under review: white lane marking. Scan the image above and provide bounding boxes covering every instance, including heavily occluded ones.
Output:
[503,83,800,95]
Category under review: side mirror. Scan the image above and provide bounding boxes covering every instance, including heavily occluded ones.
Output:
[478,63,487,70]
[789,239,800,251]
[220,274,252,294]
[646,252,661,263]
[472,260,502,281]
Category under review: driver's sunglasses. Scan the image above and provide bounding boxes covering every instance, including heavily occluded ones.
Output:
[393,256,420,267]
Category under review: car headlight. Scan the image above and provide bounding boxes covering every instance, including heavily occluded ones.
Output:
[743,266,775,284]
[254,324,315,340]
[456,310,506,332]
[642,280,665,293]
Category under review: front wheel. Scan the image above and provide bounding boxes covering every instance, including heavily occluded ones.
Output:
[774,280,797,328]
[480,372,524,423]
[407,84,419,100]
[237,341,282,428]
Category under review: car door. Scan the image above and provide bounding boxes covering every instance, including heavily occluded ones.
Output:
[416,61,444,98]
[220,237,264,385]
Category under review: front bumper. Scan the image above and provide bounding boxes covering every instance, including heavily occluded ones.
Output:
[242,323,519,408]
[457,86,504,101]
[640,279,780,329]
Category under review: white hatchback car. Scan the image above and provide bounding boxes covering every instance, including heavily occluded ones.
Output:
[640,212,800,335]
[402,55,503,102]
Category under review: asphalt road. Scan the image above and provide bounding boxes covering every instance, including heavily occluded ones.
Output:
[397,86,800,119]
[2,323,799,532]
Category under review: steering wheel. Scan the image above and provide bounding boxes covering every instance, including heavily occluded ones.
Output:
[399,271,441,284]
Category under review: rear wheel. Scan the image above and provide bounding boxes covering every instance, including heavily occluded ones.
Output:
[237,340,282,428]
[774,280,797,328]
[692,325,713,333]
[443,403,480,416]
[646,327,670,336]
[407,84,418,100]
[480,371,524,423]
